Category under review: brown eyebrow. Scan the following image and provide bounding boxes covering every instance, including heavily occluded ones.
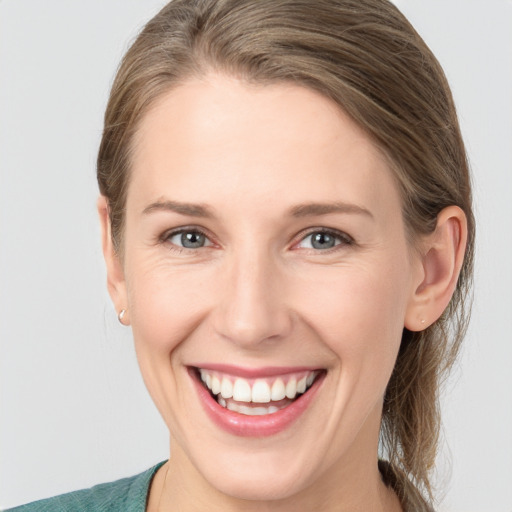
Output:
[289,202,373,218]
[142,200,215,218]
[142,199,372,219]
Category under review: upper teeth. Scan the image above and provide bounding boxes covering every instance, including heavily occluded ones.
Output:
[199,369,317,403]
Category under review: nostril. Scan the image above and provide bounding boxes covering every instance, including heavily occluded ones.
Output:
[213,309,294,348]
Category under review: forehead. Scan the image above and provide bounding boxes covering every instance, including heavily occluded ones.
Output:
[129,74,401,219]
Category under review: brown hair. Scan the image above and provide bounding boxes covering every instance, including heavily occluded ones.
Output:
[97,0,474,505]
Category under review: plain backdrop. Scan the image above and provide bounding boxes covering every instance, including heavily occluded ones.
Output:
[1,1,511,510]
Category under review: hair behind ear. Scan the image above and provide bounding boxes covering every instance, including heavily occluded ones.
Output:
[384,205,469,498]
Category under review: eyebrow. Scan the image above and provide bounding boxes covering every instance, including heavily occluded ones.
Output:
[142,200,214,218]
[289,202,373,219]
[142,199,373,219]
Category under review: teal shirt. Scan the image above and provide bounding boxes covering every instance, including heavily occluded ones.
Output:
[4,462,165,512]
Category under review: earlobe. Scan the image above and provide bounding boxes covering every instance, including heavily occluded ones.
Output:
[97,195,129,324]
[405,206,467,332]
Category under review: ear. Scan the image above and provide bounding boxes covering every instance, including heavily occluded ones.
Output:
[405,206,468,331]
[97,195,130,325]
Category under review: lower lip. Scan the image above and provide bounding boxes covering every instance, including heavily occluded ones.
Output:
[189,368,325,437]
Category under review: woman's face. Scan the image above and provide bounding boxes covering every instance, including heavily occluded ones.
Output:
[117,75,423,500]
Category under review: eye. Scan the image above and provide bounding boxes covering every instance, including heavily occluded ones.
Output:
[166,229,213,249]
[296,229,352,250]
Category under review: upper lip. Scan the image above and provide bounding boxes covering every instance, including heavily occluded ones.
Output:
[189,363,322,378]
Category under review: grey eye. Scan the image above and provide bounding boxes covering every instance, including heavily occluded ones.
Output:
[169,230,211,249]
[310,232,337,249]
[297,230,350,250]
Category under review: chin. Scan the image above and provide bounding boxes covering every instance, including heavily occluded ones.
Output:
[198,457,313,502]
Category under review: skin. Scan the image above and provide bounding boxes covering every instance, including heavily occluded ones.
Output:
[99,74,467,511]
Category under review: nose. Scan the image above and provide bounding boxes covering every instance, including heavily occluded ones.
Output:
[212,248,293,348]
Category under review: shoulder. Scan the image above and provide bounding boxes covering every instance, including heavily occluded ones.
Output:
[4,462,166,512]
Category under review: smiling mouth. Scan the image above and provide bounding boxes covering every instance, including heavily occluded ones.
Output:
[194,368,322,416]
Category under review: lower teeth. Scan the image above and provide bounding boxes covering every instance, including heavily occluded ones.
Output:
[217,396,285,416]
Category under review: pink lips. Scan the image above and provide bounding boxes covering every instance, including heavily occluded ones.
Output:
[189,366,325,437]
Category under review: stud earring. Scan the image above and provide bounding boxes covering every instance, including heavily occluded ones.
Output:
[118,309,127,325]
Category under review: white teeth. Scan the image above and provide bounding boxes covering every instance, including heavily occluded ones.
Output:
[249,407,269,416]
[217,397,281,415]
[200,369,320,405]
[285,377,297,399]
[233,378,252,402]
[271,378,286,401]
[220,377,233,399]
[252,380,271,403]
[237,404,270,416]
[211,375,221,395]
[297,376,307,394]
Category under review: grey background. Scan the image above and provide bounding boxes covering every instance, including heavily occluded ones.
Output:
[1,1,511,510]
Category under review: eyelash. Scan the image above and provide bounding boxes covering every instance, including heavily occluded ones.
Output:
[295,228,354,252]
[159,227,353,254]
[159,227,213,254]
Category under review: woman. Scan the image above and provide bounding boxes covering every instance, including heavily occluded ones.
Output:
[6,0,473,510]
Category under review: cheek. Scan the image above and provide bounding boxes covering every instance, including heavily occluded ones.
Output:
[126,257,214,355]
[123,258,217,427]
[294,259,410,367]
[292,261,411,438]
